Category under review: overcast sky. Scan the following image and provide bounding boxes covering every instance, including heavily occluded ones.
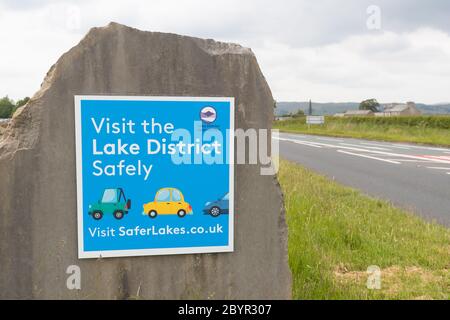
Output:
[1,0,449,103]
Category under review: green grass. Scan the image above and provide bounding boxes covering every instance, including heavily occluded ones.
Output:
[279,159,450,300]
[274,116,450,146]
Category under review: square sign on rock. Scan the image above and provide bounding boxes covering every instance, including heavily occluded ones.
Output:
[74,95,234,258]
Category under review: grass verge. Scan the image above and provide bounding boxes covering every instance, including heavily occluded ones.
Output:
[274,116,450,146]
[279,159,450,299]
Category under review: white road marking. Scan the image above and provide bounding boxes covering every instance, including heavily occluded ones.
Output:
[316,137,344,142]
[296,141,323,148]
[363,146,392,151]
[393,144,450,152]
[359,141,450,152]
[388,145,413,150]
[277,136,450,165]
[339,143,391,151]
[389,159,436,163]
[359,142,410,150]
[351,142,387,147]
[277,137,323,148]
[337,150,401,164]
[426,167,450,170]
[279,133,450,152]
[422,155,450,160]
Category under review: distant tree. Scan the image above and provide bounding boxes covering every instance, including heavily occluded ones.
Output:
[359,99,380,112]
[0,96,15,118]
[291,109,305,118]
[15,97,30,109]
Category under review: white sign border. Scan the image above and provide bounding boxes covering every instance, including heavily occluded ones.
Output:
[74,95,235,259]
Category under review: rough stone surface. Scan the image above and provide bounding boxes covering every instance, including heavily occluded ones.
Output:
[0,22,291,299]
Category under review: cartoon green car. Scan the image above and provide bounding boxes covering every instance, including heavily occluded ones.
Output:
[88,188,131,220]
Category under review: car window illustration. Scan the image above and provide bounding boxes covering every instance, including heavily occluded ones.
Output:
[102,188,118,203]
[143,187,192,218]
[203,192,230,217]
[172,189,182,202]
[89,188,131,220]
[156,189,171,202]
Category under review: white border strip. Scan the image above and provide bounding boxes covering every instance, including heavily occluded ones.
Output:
[337,150,401,164]
[74,95,235,259]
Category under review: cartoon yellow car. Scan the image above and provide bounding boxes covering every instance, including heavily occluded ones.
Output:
[143,187,192,218]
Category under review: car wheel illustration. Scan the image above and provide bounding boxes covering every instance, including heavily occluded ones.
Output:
[92,210,103,220]
[177,209,186,218]
[113,210,124,220]
[148,210,157,218]
[209,206,221,217]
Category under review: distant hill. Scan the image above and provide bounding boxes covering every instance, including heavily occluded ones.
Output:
[415,103,450,115]
[275,102,358,116]
[275,102,450,116]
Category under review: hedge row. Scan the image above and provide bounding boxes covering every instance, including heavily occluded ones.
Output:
[326,115,450,129]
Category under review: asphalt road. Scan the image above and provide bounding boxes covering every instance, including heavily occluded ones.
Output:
[277,132,450,226]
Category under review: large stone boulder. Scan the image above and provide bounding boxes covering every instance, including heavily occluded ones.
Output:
[0,22,291,299]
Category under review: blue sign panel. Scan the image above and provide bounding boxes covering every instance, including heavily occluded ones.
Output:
[74,96,234,258]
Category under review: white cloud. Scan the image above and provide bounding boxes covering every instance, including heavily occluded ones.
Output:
[0,0,449,103]
[256,28,450,102]
[0,3,83,99]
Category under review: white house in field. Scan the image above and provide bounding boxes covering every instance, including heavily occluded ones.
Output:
[375,102,422,117]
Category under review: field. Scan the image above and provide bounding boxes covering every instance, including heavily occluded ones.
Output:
[279,159,450,300]
[274,116,450,146]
